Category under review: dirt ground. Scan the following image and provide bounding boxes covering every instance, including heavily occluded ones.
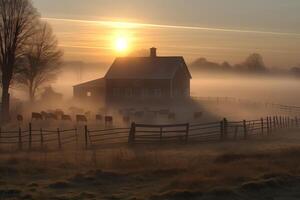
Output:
[1,128,300,200]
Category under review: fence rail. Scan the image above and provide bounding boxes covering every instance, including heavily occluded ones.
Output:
[0,115,299,151]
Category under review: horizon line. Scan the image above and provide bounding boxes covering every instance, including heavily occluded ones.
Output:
[43,17,300,37]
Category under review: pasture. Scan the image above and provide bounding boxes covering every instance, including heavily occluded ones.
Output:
[1,127,300,199]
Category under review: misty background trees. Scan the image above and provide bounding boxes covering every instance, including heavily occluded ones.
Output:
[0,0,62,122]
[16,22,63,103]
[190,53,267,74]
[189,53,297,75]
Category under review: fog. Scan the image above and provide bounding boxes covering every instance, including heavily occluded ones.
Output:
[8,65,300,128]
[191,73,300,106]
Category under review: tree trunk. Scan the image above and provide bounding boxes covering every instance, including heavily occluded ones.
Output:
[29,81,35,103]
[1,82,10,123]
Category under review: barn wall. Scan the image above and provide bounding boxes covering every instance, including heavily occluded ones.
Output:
[172,68,190,98]
[73,86,105,102]
[106,79,171,103]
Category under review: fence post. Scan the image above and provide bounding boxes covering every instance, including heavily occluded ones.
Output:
[266,117,270,135]
[160,127,163,142]
[128,122,136,145]
[269,116,272,134]
[40,128,44,150]
[57,128,62,150]
[75,127,78,149]
[296,117,299,127]
[223,118,228,140]
[84,125,88,150]
[273,116,276,130]
[185,123,189,143]
[220,120,224,140]
[280,116,282,128]
[288,117,290,128]
[276,116,279,128]
[18,127,22,150]
[243,120,247,140]
[29,123,32,150]
[261,118,264,135]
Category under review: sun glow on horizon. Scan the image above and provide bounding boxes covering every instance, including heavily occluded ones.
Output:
[115,37,128,52]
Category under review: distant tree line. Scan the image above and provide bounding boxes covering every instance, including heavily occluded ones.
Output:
[0,0,63,122]
[189,53,299,76]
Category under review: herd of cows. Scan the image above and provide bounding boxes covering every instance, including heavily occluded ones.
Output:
[15,108,203,126]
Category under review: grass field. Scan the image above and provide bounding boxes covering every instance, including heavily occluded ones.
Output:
[1,128,300,200]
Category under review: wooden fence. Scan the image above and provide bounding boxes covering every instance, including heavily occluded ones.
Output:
[85,115,299,149]
[0,124,78,151]
[0,115,299,151]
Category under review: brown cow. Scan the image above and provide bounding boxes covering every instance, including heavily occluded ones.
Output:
[105,116,113,126]
[62,115,72,121]
[55,109,64,118]
[96,114,103,121]
[159,109,170,115]
[194,112,203,119]
[76,115,87,123]
[168,113,176,120]
[17,114,23,122]
[46,113,58,120]
[32,112,43,120]
[134,111,144,118]
[123,116,130,124]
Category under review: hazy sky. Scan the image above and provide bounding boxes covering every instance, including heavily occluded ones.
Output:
[33,0,300,67]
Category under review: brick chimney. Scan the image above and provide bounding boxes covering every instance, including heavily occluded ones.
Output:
[150,47,157,57]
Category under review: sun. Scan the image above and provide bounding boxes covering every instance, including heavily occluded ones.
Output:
[115,37,128,52]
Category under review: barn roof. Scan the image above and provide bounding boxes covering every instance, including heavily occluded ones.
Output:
[105,56,192,80]
[73,78,105,88]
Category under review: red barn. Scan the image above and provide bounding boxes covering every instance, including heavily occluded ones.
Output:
[73,48,192,105]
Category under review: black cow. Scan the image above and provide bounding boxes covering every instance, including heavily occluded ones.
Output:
[32,112,43,120]
[76,115,87,123]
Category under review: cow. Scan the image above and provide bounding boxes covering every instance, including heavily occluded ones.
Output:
[32,112,43,120]
[168,113,176,120]
[40,111,48,119]
[159,109,170,115]
[46,113,58,120]
[194,112,203,119]
[123,116,130,124]
[17,114,23,122]
[62,114,72,121]
[96,114,103,121]
[76,115,87,123]
[55,109,64,118]
[105,116,113,126]
[134,111,144,118]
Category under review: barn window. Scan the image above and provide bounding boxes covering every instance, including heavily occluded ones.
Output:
[154,89,162,97]
[125,88,133,97]
[87,91,92,97]
[113,88,120,97]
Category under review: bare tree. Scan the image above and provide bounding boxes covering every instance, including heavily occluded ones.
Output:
[0,0,38,121]
[16,21,63,102]
[243,53,267,73]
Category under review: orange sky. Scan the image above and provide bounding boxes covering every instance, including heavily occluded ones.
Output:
[34,0,300,68]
